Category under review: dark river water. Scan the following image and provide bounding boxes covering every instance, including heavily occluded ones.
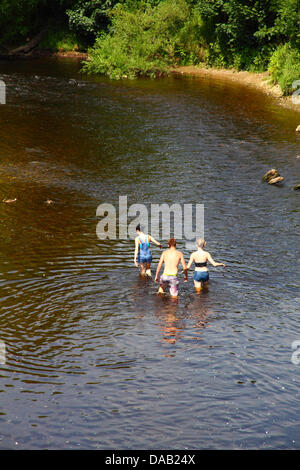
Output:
[0,58,299,450]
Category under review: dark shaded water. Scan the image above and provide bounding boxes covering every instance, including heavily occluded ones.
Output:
[0,58,299,449]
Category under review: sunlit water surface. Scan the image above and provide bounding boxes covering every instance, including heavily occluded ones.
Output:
[0,58,299,449]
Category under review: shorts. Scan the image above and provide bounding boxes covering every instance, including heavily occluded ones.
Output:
[160,274,179,297]
[193,271,209,283]
[137,252,152,264]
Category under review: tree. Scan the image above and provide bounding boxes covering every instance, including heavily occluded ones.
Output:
[66,0,119,44]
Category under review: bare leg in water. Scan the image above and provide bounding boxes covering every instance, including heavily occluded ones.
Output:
[140,262,151,277]
[145,262,151,277]
[194,280,209,292]
[140,263,146,276]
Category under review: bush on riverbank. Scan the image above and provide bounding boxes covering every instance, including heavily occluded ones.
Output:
[82,0,207,79]
[38,29,83,52]
[82,0,300,95]
[196,0,300,92]
[268,44,300,95]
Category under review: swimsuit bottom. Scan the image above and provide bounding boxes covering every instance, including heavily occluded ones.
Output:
[137,252,152,264]
[193,271,209,283]
[160,274,179,296]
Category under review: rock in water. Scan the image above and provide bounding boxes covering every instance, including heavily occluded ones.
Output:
[293,184,300,191]
[262,169,284,185]
[2,198,17,203]
[268,176,284,185]
[296,125,300,132]
[262,169,279,182]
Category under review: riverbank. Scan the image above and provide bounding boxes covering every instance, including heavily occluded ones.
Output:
[170,65,300,113]
[43,50,88,59]
[1,49,300,114]
[0,48,88,60]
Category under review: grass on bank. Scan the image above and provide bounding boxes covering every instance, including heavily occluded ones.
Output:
[38,29,85,53]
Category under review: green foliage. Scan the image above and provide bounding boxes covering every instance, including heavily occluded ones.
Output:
[194,0,278,69]
[66,1,119,45]
[82,0,207,79]
[0,0,40,44]
[38,29,81,51]
[175,5,207,64]
[0,0,77,45]
[268,43,300,94]
[190,0,300,91]
[255,0,300,48]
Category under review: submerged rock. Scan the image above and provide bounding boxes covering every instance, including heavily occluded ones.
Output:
[2,198,17,203]
[25,147,46,155]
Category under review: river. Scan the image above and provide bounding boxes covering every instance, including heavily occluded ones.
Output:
[0,58,299,449]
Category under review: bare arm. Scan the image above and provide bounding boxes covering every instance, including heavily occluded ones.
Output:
[186,253,194,270]
[134,238,139,266]
[180,252,188,281]
[149,235,162,248]
[155,252,165,282]
[207,252,226,268]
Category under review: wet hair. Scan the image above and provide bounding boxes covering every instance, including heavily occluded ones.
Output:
[136,224,141,232]
[197,238,206,249]
[168,238,177,247]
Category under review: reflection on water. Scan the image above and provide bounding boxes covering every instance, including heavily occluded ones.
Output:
[0,58,299,449]
[152,288,213,348]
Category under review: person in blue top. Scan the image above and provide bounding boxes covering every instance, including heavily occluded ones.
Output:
[134,224,162,277]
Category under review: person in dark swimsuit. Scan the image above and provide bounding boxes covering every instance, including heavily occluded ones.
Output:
[187,238,226,291]
[134,224,162,277]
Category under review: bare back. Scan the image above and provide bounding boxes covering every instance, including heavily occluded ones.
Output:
[162,248,184,275]
[187,248,224,271]
[192,249,208,263]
